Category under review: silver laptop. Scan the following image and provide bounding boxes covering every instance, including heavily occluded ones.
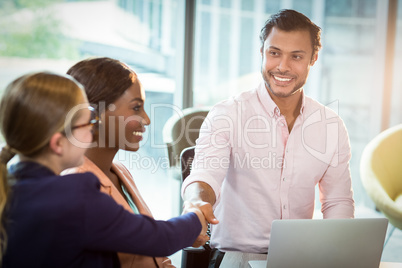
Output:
[249,218,388,268]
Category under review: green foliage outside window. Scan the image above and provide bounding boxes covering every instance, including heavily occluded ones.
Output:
[0,0,80,59]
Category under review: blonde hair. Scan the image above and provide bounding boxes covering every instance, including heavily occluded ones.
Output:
[0,72,85,261]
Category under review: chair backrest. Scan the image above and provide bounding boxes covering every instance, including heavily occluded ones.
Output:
[180,146,195,182]
[163,107,209,167]
[360,124,402,229]
[362,124,402,199]
[180,146,211,268]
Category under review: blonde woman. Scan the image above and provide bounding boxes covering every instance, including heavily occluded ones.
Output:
[0,72,206,267]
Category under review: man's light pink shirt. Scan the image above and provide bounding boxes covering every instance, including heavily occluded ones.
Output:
[181,82,354,253]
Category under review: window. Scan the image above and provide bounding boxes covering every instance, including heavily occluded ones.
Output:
[192,0,402,208]
[1,0,401,215]
[0,0,185,218]
[391,0,402,126]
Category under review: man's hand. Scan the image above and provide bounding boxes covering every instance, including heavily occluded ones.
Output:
[161,257,175,268]
[182,182,219,247]
[182,200,219,247]
[189,200,219,225]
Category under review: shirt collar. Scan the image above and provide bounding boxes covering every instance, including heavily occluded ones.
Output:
[257,81,279,118]
[257,81,306,117]
[299,91,306,115]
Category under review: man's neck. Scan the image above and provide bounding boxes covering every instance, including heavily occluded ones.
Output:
[268,89,303,132]
[269,89,302,116]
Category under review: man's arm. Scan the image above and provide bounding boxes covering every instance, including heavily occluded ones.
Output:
[184,181,216,206]
[180,102,236,246]
[182,182,219,247]
[320,118,355,219]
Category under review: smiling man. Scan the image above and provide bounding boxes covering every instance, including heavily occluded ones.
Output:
[182,9,355,268]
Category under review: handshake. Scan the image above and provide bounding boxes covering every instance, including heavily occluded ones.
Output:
[182,200,219,247]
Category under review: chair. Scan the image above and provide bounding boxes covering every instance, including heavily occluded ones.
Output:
[163,106,210,169]
[163,107,210,213]
[180,146,211,268]
[180,145,196,182]
[360,123,402,245]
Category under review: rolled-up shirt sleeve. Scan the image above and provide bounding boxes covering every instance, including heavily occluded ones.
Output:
[319,116,355,219]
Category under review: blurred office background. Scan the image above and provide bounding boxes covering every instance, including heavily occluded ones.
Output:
[0,0,401,264]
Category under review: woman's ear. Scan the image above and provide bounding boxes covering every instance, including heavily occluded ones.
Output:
[49,133,65,156]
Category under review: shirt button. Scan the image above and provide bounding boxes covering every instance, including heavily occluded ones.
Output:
[283,205,287,209]
[283,177,286,181]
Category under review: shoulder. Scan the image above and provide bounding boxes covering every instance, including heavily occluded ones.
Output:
[62,157,96,175]
[111,161,136,185]
[209,88,258,117]
[56,173,109,210]
[303,96,345,124]
[112,161,131,176]
[62,158,112,189]
[303,95,350,143]
[60,172,101,192]
[10,172,102,218]
[112,161,135,184]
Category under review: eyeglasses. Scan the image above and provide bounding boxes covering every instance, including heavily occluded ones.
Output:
[71,106,100,131]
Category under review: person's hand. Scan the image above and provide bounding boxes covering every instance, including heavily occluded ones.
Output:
[182,200,219,247]
[190,200,219,226]
[161,257,175,268]
[182,201,209,234]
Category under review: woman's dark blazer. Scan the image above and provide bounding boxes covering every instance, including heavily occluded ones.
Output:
[2,162,200,268]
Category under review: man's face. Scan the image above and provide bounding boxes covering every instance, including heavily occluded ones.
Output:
[261,27,317,98]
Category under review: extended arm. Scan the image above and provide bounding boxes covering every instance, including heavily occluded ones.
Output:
[81,174,206,257]
[180,103,238,246]
[182,182,219,247]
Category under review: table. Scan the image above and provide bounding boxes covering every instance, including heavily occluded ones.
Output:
[219,251,402,268]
